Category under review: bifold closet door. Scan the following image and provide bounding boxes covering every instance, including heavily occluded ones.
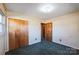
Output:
[41,22,52,42]
[8,18,28,50]
[41,23,45,40]
[45,23,52,42]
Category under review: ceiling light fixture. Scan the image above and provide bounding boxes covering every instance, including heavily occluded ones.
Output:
[39,4,54,13]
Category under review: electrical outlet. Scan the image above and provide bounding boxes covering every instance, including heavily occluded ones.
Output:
[59,39,62,42]
[35,38,37,40]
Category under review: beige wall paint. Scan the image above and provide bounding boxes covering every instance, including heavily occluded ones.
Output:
[52,12,79,49]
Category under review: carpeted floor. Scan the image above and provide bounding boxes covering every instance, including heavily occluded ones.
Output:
[5,40,79,55]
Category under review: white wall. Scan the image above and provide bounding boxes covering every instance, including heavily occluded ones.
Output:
[7,14,41,51]
[28,17,41,45]
[52,12,79,49]
[0,36,5,55]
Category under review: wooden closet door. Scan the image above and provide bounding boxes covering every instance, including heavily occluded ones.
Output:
[19,20,28,47]
[41,23,45,40]
[9,19,17,50]
[15,29,21,48]
[9,32,15,50]
[8,18,28,50]
[45,23,52,42]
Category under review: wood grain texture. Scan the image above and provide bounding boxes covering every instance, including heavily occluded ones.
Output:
[45,23,52,42]
[41,22,52,42]
[8,18,28,50]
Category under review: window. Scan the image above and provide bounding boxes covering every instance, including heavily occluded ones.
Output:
[0,11,5,35]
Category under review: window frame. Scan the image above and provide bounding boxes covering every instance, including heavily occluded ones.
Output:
[0,9,5,36]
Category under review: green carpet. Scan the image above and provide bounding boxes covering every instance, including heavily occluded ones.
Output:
[5,40,79,55]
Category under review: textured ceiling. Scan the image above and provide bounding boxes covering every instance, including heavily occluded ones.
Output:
[5,3,79,20]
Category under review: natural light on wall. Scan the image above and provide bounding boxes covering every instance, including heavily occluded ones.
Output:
[39,4,54,13]
[0,14,2,23]
[0,14,2,33]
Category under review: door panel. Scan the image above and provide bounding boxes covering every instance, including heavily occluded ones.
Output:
[45,23,52,42]
[8,18,28,50]
[41,23,45,40]
[9,32,15,50]
[41,22,52,42]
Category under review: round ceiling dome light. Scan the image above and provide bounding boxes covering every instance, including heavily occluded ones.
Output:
[39,4,54,13]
